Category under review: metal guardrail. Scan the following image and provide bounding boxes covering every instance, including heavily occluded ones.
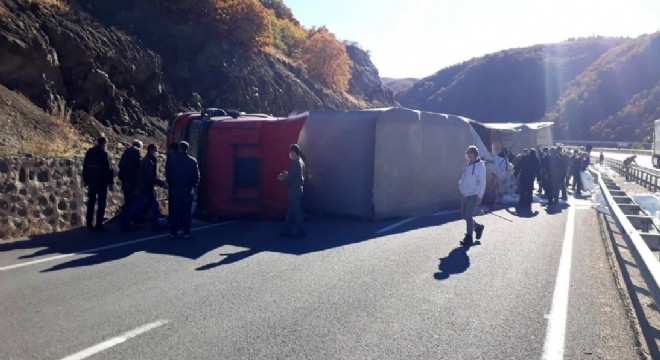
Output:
[592,168,660,309]
[602,158,660,192]
[561,145,652,157]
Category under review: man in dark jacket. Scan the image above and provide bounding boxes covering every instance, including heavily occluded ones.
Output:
[557,146,569,201]
[118,140,142,214]
[123,144,167,232]
[547,148,565,206]
[571,150,584,196]
[165,141,199,238]
[514,149,540,213]
[278,144,306,238]
[82,136,114,231]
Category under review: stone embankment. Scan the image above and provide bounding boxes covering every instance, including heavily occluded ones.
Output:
[0,154,165,240]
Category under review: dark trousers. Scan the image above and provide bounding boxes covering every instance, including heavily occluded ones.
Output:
[519,179,534,211]
[546,181,557,205]
[559,177,568,200]
[284,189,304,234]
[124,190,159,230]
[86,186,108,227]
[571,173,583,194]
[169,189,193,236]
[121,184,137,213]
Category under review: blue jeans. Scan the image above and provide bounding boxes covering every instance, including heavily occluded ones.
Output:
[461,195,481,235]
[169,189,193,235]
[124,190,159,229]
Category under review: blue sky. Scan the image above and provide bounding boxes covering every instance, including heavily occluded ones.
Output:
[285,0,660,79]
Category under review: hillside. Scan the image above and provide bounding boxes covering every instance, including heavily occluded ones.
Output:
[0,0,395,150]
[398,35,660,141]
[381,77,419,95]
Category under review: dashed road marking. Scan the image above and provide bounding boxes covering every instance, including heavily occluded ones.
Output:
[58,320,168,360]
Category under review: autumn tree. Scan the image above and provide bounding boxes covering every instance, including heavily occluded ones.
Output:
[214,0,274,50]
[273,18,307,59]
[302,27,352,92]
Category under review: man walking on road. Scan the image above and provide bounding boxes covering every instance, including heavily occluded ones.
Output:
[118,140,142,215]
[123,144,167,232]
[165,141,199,239]
[458,145,486,246]
[557,146,569,201]
[82,136,114,231]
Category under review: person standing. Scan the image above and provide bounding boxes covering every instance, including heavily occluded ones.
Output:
[547,148,565,206]
[458,145,486,246]
[557,146,569,201]
[514,149,540,213]
[82,136,114,231]
[123,144,167,232]
[599,152,605,166]
[165,141,199,239]
[571,150,584,196]
[118,140,142,215]
[277,144,306,238]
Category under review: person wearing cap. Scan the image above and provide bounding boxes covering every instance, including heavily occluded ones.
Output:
[118,140,143,216]
[165,141,199,239]
[277,144,306,238]
[458,145,486,246]
[123,144,167,232]
[82,136,114,231]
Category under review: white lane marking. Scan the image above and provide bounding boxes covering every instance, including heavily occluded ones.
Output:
[542,204,576,360]
[59,320,168,360]
[431,209,461,216]
[0,221,234,271]
[375,217,418,235]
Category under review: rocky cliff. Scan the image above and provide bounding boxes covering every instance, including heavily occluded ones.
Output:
[0,0,395,144]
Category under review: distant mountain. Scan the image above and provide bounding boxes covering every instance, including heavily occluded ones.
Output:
[398,34,660,141]
[381,77,419,95]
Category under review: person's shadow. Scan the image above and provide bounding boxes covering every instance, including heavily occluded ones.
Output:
[434,244,475,280]
[506,207,539,218]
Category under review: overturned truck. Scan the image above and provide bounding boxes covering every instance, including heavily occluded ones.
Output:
[168,108,502,220]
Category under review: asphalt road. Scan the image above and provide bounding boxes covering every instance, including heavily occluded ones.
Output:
[0,199,645,359]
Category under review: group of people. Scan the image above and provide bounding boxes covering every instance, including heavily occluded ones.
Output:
[510,146,592,212]
[513,146,591,211]
[81,137,306,239]
[457,145,594,247]
[82,136,199,238]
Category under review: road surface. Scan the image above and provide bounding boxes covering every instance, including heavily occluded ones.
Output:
[0,200,646,359]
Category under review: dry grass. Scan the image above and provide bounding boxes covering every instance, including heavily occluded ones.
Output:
[29,0,70,12]
[88,101,103,119]
[22,98,89,156]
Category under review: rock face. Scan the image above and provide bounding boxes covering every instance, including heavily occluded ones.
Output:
[346,43,395,106]
[0,0,395,141]
[0,0,174,137]
[0,154,166,240]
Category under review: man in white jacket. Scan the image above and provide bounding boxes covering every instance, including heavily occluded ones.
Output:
[458,145,486,246]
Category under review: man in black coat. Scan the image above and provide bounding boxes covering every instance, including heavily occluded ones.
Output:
[165,141,200,238]
[556,146,569,201]
[547,148,565,206]
[118,140,142,215]
[122,144,167,232]
[82,136,114,231]
[514,149,540,213]
[571,150,584,196]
